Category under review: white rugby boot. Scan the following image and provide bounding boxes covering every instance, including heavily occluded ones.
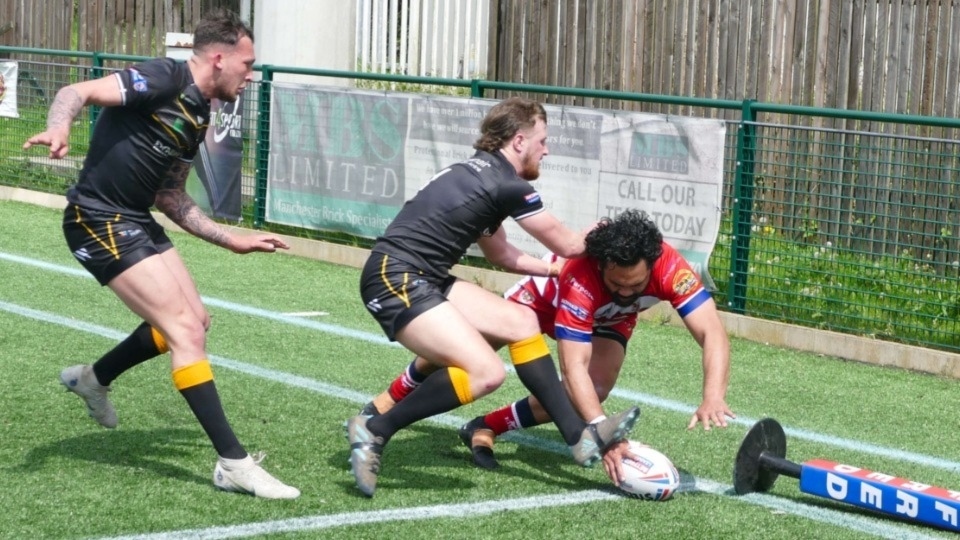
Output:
[213,453,301,499]
[59,364,117,429]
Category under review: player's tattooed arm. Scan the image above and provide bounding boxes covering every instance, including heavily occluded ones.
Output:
[154,161,234,250]
[46,87,84,131]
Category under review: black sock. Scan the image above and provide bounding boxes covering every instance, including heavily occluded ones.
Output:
[92,322,165,386]
[514,358,585,445]
[368,368,463,441]
[179,380,245,459]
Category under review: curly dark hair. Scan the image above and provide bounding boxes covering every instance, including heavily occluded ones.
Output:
[194,8,254,51]
[585,209,663,267]
[473,97,547,152]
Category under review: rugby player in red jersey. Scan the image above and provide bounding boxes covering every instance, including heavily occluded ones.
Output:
[362,209,733,485]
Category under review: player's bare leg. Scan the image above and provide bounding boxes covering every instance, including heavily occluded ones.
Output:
[107,252,298,499]
[348,301,506,497]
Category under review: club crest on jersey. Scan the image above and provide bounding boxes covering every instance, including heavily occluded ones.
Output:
[523,192,541,205]
[518,290,535,305]
[129,68,148,92]
[672,269,699,296]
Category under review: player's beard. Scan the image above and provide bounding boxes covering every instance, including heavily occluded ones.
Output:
[518,152,541,180]
[218,87,241,103]
[612,293,641,307]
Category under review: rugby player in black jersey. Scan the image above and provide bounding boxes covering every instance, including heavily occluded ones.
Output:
[347,97,641,497]
[23,10,298,499]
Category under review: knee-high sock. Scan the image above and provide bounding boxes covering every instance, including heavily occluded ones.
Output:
[483,397,541,435]
[367,367,473,441]
[387,358,428,402]
[173,359,245,459]
[509,335,584,445]
[93,322,169,386]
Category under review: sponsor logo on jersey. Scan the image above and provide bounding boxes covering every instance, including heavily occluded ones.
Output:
[366,298,383,313]
[116,228,143,238]
[672,269,699,296]
[565,275,595,300]
[151,139,181,157]
[180,92,200,107]
[594,300,641,326]
[171,118,187,137]
[129,68,148,92]
[560,298,589,321]
[523,192,541,205]
[464,158,491,172]
[72,248,91,261]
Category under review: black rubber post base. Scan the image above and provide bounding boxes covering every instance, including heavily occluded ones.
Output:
[733,418,797,494]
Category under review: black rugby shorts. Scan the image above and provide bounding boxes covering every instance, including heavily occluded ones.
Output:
[359,252,456,341]
[62,204,173,286]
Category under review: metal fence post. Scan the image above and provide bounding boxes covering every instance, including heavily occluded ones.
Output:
[470,78,484,98]
[254,65,273,229]
[727,99,757,314]
[90,52,104,138]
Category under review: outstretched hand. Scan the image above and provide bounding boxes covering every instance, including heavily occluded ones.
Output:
[23,130,71,159]
[687,397,735,430]
[232,234,290,254]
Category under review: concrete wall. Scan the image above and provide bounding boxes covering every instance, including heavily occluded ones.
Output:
[253,0,357,85]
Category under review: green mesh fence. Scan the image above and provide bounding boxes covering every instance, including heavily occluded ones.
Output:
[2,48,959,354]
[712,122,960,352]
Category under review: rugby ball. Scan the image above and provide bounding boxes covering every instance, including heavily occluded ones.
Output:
[618,441,681,500]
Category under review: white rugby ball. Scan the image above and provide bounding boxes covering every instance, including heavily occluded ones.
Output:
[618,441,681,501]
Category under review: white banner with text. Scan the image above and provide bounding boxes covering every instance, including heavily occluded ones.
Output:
[266,84,725,282]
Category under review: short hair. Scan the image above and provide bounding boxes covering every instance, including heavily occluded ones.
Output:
[193,9,254,52]
[473,97,547,153]
[585,209,663,267]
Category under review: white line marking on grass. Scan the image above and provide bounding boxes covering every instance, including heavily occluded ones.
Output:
[0,299,949,540]
[608,388,960,472]
[94,483,944,540]
[0,252,397,347]
[4,251,959,474]
[97,491,621,540]
[693,478,944,540]
[203,297,395,346]
[281,311,329,317]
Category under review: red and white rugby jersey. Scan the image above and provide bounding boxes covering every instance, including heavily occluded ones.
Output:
[504,242,711,343]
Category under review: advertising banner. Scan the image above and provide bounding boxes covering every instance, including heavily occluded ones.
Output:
[267,85,408,237]
[267,84,725,284]
[0,61,19,118]
[189,97,244,220]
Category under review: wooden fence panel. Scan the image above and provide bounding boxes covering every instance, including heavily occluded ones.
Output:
[485,0,960,120]
[1,0,239,58]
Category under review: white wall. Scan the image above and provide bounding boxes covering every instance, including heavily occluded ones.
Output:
[253,0,357,86]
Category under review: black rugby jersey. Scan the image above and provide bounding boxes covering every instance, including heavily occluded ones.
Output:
[372,150,545,279]
[67,58,210,222]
